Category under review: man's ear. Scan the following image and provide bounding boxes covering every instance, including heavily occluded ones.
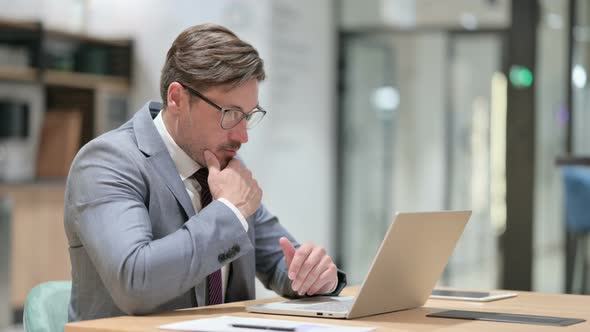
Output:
[167,82,186,114]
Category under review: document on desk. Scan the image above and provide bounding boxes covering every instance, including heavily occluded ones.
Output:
[159,315,375,332]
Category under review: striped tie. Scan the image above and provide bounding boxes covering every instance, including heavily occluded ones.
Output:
[193,167,223,305]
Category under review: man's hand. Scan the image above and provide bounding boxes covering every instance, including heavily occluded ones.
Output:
[204,150,262,218]
[280,237,338,296]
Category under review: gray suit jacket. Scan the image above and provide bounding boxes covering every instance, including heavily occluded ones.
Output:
[64,102,345,322]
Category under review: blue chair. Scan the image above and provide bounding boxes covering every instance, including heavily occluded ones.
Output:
[23,281,71,332]
[562,166,590,293]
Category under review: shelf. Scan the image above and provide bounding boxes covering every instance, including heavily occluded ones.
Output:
[45,28,131,47]
[44,70,129,91]
[0,19,132,89]
[0,67,130,90]
[0,65,38,83]
[0,18,39,31]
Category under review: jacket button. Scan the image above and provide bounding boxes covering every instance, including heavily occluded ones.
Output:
[218,253,226,262]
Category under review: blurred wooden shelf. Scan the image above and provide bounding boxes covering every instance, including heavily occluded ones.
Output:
[44,70,130,92]
[0,18,132,90]
[0,18,39,31]
[0,68,130,90]
[0,66,38,83]
[45,28,131,47]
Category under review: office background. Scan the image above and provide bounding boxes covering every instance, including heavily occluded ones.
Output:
[1,0,589,330]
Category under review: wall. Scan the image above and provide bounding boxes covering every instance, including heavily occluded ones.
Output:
[393,33,447,213]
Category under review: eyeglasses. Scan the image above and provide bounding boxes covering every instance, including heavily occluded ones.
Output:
[179,83,267,130]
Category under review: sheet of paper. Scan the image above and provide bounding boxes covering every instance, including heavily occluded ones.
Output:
[159,315,376,332]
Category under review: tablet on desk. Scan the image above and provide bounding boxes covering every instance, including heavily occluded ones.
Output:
[430,289,518,302]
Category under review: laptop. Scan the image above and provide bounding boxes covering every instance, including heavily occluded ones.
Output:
[246,211,471,319]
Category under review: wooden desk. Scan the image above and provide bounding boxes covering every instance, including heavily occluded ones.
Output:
[65,288,590,332]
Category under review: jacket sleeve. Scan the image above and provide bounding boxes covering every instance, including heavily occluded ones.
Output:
[66,138,253,315]
[252,205,347,298]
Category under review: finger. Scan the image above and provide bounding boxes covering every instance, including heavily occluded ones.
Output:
[298,255,332,296]
[288,243,313,282]
[279,237,296,269]
[309,264,338,295]
[307,278,332,297]
[292,245,326,291]
[204,150,220,176]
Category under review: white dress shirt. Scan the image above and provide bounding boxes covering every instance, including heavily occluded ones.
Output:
[153,111,248,303]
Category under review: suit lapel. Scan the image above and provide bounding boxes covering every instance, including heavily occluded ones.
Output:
[147,152,196,218]
[133,102,196,218]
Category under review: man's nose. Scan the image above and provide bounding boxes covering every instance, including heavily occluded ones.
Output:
[229,120,248,144]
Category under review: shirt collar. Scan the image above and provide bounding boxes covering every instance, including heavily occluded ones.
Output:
[153,111,202,181]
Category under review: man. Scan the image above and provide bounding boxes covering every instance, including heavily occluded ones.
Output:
[64,23,346,322]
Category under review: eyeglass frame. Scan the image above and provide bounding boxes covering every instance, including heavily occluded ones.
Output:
[178,82,267,130]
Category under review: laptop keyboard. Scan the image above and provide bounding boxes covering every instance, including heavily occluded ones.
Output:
[299,299,354,312]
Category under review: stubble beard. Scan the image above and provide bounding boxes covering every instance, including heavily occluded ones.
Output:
[183,142,235,170]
